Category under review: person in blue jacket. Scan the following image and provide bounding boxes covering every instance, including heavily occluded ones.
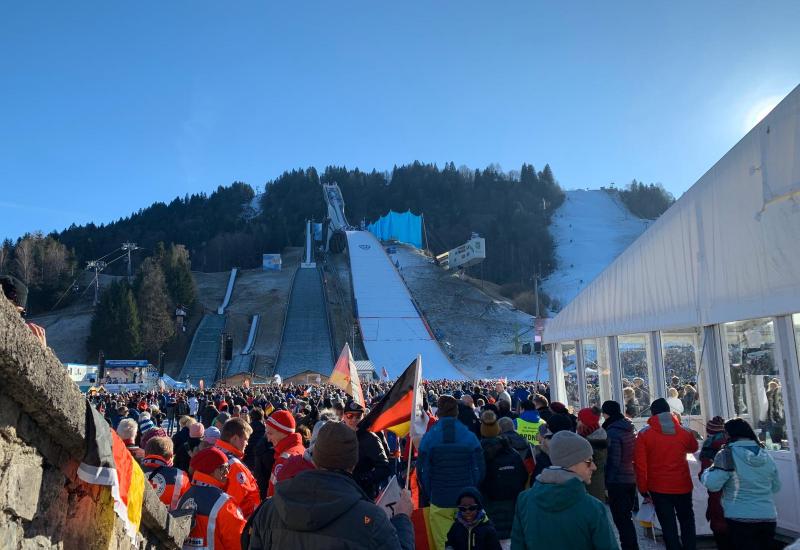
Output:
[418,395,485,550]
[701,418,781,550]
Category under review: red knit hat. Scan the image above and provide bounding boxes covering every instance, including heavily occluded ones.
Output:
[190,447,228,474]
[577,407,600,429]
[266,410,296,435]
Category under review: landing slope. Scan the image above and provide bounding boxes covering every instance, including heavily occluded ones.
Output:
[393,245,546,380]
[346,230,464,379]
[542,189,649,310]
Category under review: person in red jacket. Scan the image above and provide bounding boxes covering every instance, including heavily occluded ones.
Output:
[635,398,700,550]
[142,436,189,511]
[177,447,246,549]
[265,409,305,496]
[216,417,261,518]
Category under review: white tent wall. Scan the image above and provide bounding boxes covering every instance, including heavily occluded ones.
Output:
[544,84,800,344]
[542,83,800,535]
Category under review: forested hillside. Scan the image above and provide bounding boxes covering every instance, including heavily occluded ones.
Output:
[3,161,565,314]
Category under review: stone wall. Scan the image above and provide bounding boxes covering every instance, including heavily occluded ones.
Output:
[0,295,190,550]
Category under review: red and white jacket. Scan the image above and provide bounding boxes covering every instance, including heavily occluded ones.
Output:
[268,432,305,497]
[216,440,261,519]
[177,470,245,549]
[142,454,189,511]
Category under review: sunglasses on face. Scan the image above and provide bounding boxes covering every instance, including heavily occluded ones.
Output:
[458,505,480,513]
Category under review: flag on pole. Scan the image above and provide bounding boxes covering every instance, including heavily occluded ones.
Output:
[381,366,389,380]
[360,356,426,438]
[199,379,205,391]
[329,343,365,406]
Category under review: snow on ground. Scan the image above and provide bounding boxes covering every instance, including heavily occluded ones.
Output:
[542,189,650,310]
[392,245,547,380]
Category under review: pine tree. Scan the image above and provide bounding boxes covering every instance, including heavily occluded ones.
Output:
[135,257,175,358]
[161,244,196,307]
[87,280,142,359]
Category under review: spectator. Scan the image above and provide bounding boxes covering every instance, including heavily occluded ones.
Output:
[496,399,516,421]
[666,387,684,415]
[117,418,144,462]
[635,398,699,550]
[213,411,231,431]
[577,406,608,502]
[264,410,304,498]
[457,397,482,437]
[274,416,333,484]
[549,402,577,430]
[217,417,261,518]
[445,487,502,550]
[494,382,512,408]
[515,400,545,447]
[498,416,534,472]
[246,422,414,550]
[479,410,528,539]
[418,395,485,550]
[532,394,552,423]
[0,274,46,346]
[172,416,195,471]
[698,416,730,550]
[188,392,199,418]
[201,403,218,428]
[602,400,638,550]
[243,407,265,472]
[177,447,246,549]
[701,418,780,550]
[142,436,189,511]
[511,431,618,549]
[200,426,221,451]
[343,400,392,500]
[531,413,573,479]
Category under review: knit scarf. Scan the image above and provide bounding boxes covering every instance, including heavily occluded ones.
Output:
[456,509,486,529]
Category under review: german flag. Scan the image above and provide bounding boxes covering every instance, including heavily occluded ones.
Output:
[78,402,145,545]
[329,343,365,406]
[359,356,426,438]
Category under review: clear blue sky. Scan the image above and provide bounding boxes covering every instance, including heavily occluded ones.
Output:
[2,1,799,241]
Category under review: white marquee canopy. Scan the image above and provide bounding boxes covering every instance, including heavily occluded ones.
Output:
[545,84,800,343]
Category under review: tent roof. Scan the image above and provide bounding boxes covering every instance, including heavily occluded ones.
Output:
[544,84,800,343]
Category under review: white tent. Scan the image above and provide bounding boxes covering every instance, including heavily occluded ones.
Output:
[544,84,800,344]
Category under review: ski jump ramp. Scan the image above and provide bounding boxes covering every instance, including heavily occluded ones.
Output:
[346,230,464,379]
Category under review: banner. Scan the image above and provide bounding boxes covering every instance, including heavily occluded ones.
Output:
[360,356,426,438]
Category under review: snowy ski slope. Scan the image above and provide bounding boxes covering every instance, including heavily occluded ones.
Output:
[542,189,650,310]
[346,230,465,379]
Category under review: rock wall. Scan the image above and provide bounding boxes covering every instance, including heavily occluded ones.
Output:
[0,295,190,550]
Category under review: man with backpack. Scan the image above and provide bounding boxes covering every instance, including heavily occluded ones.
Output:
[479,410,528,539]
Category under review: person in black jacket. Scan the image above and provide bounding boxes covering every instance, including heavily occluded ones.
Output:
[445,488,502,550]
[244,407,266,472]
[344,401,392,500]
[246,422,413,550]
[253,435,275,500]
[602,400,639,550]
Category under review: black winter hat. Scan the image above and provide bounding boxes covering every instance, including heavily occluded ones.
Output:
[601,400,622,416]
[546,413,574,434]
[650,398,670,416]
[0,275,28,311]
[456,487,484,509]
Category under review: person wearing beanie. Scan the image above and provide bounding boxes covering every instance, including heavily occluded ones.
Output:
[577,406,608,502]
[634,398,699,550]
[698,416,730,549]
[479,410,528,539]
[549,401,578,430]
[201,426,221,449]
[273,418,330,485]
[601,400,638,550]
[142,436,189,511]
[445,487,502,550]
[263,409,304,498]
[418,395,485,550]
[531,413,575,479]
[498,416,535,472]
[140,427,168,456]
[246,422,414,550]
[511,431,618,549]
[177,447,246,550]
[216,417,261,519]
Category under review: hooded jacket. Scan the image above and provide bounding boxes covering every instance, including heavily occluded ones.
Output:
[634,412,699,495]
[510,468,619,550]
[514,410,545,445]
[479,436,528,539]
[584,427,608,502]
[701,440,781,521]
[445,487,502,550]
[268,432,305,497]
[603,416,636,485]
[417,417,485,508]
[247,469,413,550]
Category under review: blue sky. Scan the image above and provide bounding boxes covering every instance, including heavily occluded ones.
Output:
[1,1,799,241]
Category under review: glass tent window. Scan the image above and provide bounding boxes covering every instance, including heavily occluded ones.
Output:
[618,334,653,418]
[582,338,612,407]
[561,342,580,413]
[661,328,702,417]
[724,318,787,450]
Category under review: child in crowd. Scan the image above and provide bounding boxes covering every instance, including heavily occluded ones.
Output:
[445,488,502,550]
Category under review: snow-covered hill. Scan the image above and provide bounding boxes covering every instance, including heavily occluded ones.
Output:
[542,189,650,311]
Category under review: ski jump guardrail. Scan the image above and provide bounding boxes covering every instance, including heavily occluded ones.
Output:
[345,230,464,379]
[217,267,238,314]
[242,314,260,355]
